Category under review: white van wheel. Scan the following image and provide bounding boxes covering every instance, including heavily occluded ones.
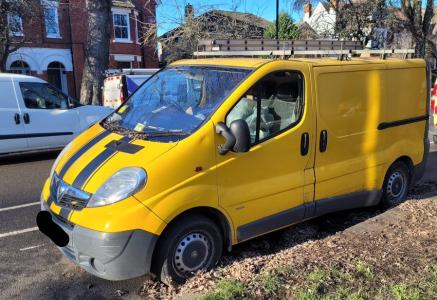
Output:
[381,161,410,208]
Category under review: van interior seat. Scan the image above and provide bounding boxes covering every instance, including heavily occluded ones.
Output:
[261,82,300,131]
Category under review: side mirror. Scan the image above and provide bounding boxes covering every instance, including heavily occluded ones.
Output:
[215,122,236,155]
[229,119,251,153]
[215,119,251,155]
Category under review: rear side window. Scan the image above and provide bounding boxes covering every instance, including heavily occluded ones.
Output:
[19,82,68,110]
[226,71,304,144]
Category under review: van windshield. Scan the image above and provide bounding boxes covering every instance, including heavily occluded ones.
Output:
[103,66,251,141]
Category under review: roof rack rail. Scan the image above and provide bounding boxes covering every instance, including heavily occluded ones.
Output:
[105,68,160,76]
[194,39,415,60]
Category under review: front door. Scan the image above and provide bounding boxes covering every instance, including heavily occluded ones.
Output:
[14,79,80,150]
[215,65,315,242]
[0,79,28,154]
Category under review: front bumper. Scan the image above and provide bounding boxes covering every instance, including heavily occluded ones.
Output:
[39,202,158,281]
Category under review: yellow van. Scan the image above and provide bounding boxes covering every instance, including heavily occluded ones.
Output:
[37,57,429,283]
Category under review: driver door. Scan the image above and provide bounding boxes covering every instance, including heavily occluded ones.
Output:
[214,65,315,242]
[14,79,81,150]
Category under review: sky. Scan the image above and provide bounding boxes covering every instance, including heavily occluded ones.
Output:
[156,0,303,36]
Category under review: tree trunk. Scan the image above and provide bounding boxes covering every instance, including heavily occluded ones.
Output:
[414,34,426,58]
[80,0,111,105]
[0,49,7,72]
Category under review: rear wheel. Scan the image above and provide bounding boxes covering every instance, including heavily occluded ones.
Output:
[381,161,410,208]
[152,215,223,285]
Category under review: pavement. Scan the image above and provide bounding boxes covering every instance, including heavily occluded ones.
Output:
[0,141,436,300]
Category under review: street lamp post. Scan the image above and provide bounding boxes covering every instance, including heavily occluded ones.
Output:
[275,0,279,40]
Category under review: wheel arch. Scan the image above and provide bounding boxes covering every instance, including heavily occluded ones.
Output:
[152,206,234,261]
[390,156,414,184]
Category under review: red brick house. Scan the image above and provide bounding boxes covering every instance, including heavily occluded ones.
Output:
[6,0,158,98]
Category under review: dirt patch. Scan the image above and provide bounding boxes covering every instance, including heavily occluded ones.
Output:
[138,194,437,300]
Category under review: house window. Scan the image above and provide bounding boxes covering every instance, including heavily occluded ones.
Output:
[135,14,140,43]
[113,13,130,41]
[43,0,60,38]
[8,14,24,37]
[116,61,132,69]
[9,61,30,75]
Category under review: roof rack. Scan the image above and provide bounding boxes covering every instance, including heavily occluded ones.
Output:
[105,68,160,76]
[194,39,415,60]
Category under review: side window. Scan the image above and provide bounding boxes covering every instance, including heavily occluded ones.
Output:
[226,71,304,145]
[19,82,68,110]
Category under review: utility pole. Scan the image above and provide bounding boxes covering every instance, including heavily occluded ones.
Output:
[275,0,279,40]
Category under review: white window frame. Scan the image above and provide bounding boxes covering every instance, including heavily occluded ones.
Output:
[7,14,24,37]
[134,11,140,44]
[42,0,61,38]
[112,8,132,43]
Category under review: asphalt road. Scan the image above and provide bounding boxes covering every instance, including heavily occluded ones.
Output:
[0,142,436,300]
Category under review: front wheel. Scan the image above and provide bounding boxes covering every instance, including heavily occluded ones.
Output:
[152,215,223,285]
[381,161,410,208]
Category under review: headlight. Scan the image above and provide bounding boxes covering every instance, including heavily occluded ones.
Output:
[87,167,147,207]
[50,141,74,178]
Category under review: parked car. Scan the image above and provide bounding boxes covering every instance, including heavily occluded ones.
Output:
[103,69,159,109]
[0,74,113,155]
[38,58,428,283]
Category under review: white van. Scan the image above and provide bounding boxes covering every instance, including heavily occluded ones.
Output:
[0,74,113,155]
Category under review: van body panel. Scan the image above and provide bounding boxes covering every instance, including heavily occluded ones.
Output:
[0,77,28,153]
[211,61,316,240]
[382,65,427,167]
[313,64,388,201]
[134,122,226,230]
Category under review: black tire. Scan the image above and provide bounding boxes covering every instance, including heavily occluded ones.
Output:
[151,214,223,285]
[381,161,410,208]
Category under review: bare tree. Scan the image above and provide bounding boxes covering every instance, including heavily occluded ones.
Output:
[141,0,269,63]
[335,0,387,43]
[0,0,38,71]
[397,0,435,58]
[80,0,112,105]
[293,0,434,58]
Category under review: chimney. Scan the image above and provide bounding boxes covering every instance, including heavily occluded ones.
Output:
[185,3,194,21]
[303,3,312,22]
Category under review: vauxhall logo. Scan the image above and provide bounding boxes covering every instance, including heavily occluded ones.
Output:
[56,180,69,203]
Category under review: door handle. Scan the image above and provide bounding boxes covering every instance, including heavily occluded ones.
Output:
[319,130,328,152]
[300,132,309,156]
[14,113,20,125]
[23,113,30,124]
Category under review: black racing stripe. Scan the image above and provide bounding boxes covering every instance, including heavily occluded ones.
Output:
[59,130,111,178]
[72,148,116,189]
[59,207,71,220]
[72,136,132,189]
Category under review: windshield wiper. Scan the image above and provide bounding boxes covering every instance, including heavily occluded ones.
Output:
[103,121,148,137]
[104,121,190,139]
[144,130,190,137]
